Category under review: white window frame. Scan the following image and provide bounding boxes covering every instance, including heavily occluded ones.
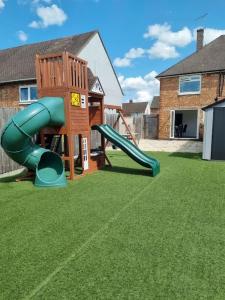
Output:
[170,109,199,140]
[19,85,38,104]
[178,74,201,95]
[82,137,89,170]
[170,110,175,138]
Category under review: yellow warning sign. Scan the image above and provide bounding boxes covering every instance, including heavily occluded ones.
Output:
[71,93,80,106]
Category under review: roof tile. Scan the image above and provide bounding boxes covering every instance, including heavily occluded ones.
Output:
[157,35,225,78]
[0,31,97,83]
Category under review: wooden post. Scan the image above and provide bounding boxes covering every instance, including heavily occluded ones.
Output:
[104,114,120,149]
[119,111,138,146]
[40,131,45,147]
[68,134,75,180]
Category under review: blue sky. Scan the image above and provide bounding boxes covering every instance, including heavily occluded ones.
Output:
[1,0,225,102]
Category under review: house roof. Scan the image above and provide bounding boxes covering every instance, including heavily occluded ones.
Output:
[151,96,160,109]
[87,68,105,95]
[157,35,225,78]
[122,101,149,114]
[87,68,98,91]
[202,98,225,111]
[0,31,97,83]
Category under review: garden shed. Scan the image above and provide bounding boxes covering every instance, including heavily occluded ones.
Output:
[202,98,225,160]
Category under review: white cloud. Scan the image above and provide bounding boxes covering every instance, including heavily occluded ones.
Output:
[17,0,52,5]
[29,4,67,29]
[115,24,193,65]
[125,48,145,59]
[144,23,193,47]
[144,23,193,60]
[32,0,52,4]
[115,24,225,68]
[119,71,159,102]
[17,30,28,42]
[114,47,145,67]
[0,0,5,10]
[29,21,40,29]
[193,27,225,45]
[148,41,179,59]
[114,57,131,67]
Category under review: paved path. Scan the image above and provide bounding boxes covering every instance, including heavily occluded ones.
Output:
[107,139,203,153]
[139,139,202,153]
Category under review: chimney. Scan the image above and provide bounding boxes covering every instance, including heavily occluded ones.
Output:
[129,99,133,103]
[197,28,204,51]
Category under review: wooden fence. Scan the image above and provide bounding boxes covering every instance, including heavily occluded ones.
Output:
[119,114,158,141]
[0,108,22,174]
[91,113,119,149]
[143,115,159,139]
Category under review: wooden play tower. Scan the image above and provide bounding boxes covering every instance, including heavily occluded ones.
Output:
[36,51,106,180]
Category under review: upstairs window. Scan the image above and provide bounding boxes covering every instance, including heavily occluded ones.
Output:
[179,75,201,95]
[19,85,37,103]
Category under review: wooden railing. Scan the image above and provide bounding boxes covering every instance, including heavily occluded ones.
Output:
[67,53,87,90]
[36,52,87,90]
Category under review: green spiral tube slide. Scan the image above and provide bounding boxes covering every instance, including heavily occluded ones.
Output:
[0,97,67,187]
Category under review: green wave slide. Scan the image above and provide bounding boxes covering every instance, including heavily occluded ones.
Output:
[92,124,160,176]
[1,97,67,188]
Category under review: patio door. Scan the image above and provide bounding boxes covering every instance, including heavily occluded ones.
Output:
[170,109,199,139]
[170,110,175,138]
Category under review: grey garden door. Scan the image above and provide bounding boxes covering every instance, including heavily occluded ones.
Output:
[211,107,225,160]
[143,115,159,139]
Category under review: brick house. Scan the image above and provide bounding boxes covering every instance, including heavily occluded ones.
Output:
[150,96,160,115]
[122,100,150,116]
[0,31,123,108]
[157,29,225,140]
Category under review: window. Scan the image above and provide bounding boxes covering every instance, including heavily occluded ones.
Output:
[19,85,37,103]
[82,137,89,170]
[179,75,201,95]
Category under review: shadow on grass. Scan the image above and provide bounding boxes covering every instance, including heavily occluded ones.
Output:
[169,152,202,160]
[0,169,32,183]
[102,165,151,177]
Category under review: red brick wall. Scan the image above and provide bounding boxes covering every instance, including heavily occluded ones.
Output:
[159,73,224,139]
[0,80,36,108]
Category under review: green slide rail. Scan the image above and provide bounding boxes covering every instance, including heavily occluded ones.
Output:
[92,124,160,176]
[1,97,67,187]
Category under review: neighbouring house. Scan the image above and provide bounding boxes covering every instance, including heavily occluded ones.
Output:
[122,100,150,116]
[0,31,123,108]
[156,28,225,140]
[150,96,160,115]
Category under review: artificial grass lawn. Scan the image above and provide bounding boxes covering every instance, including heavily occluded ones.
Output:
[0,151,225,299]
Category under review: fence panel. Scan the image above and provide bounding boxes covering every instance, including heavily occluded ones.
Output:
[0,108,22,174]
[143,115,159,139]
[133,115,143,142]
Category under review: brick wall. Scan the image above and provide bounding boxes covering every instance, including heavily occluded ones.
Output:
[0,80,36,108]
[159,73,224,139]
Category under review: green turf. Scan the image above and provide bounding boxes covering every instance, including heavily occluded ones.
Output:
[1,151,225,299]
